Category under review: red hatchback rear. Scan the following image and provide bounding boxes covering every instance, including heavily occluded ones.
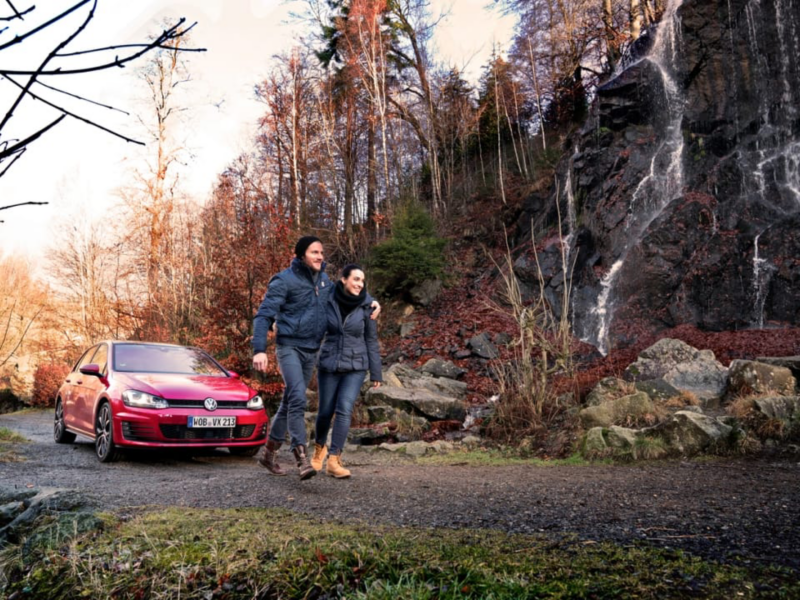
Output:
[54,341,268,462]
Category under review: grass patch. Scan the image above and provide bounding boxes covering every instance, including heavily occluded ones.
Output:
[2,507,796,599]
[0,426,28,462]
[418,448,600,467]
[0,427,29,443]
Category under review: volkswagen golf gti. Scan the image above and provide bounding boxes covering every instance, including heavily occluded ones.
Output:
[54,341,268,462]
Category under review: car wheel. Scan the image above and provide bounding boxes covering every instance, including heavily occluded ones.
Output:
[95,402,121,463]
[228,446,260,457]
[54,399,76,444]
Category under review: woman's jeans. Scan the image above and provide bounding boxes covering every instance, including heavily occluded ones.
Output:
[315,370,367,455]
[268,346,317,450]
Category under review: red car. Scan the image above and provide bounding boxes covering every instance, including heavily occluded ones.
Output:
[54,341,268,462]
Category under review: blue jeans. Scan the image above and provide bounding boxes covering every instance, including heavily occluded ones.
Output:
[315,370,366,455]
[268,346,317,450]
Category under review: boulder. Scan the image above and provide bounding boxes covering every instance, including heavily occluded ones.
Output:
[366,405,397,424]
[409,279,443,307]
[400,320,417,338]
[606,426,638,450]
[386,363,467,399]
[579,391,654,429]
[347,427,391,445]
[582,427,609,456]
[752,396,800,420]
[585,377,630,406]
[756,357,800,380]
[420,358,467,380]
[624,339,728,401]
[634,379,683,402]
[366,386,466,421]
[728,360,796,397]
[649,411,734,456]
[467,332,499,359]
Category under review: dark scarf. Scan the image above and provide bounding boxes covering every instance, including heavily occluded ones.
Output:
[334,280,366,320]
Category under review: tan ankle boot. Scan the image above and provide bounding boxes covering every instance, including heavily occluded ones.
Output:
[258,439,287,475]
[310,443,328,471]
[326,454,351,478]
[292,444,317,480]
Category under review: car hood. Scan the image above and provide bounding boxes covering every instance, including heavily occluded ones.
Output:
[116,373,254,401]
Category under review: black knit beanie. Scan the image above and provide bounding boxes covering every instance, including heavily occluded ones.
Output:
[294,235,322,259]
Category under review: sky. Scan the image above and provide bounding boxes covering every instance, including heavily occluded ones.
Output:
[0,0,515,263]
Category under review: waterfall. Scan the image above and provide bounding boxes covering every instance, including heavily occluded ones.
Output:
[581,0,686,355]
[752,234,774,328]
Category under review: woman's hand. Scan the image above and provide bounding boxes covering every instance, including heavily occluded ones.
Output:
[370,300,381,320]
[372,381,382,388]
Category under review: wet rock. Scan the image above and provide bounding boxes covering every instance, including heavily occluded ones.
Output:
[728,360,797,397]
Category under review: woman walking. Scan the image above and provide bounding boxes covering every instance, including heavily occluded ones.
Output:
[311,265,382,478]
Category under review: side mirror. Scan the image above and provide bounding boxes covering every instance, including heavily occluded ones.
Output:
[79,363,102,377]
[228,370,240,379]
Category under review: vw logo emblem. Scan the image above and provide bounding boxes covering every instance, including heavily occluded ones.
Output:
[204,397,217,411]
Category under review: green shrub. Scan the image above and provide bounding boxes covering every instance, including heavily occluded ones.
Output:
[368,202,446,294]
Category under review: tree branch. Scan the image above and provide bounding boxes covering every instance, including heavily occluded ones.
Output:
[4,75,143,144]
[1,2,33,22]
[0,0,91,51]
[0,115,65,162]
[0,201,49,211]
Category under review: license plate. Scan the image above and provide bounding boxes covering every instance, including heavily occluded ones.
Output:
[188,416,236,428]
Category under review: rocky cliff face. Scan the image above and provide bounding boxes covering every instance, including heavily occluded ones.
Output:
[524,0,800,354]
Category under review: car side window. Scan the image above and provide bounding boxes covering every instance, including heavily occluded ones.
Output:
[74,347,98,372]
[90,344,109,375]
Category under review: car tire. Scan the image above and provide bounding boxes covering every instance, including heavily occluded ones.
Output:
[54,399,76,444]
[228,446,260,457]
[95,402,121,463]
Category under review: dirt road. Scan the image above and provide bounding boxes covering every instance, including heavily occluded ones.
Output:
[2,409,799,571]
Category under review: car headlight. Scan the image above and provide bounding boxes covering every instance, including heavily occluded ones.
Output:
[122,390,168,409]
[247,394,264,411]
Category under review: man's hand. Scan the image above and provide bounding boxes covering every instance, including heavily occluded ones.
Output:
[253,352,269,372]
[370,300,381,320]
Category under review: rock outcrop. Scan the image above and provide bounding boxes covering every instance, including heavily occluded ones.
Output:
[516,0,800,351]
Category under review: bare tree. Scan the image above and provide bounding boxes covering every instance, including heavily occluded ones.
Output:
[0,0,203,216]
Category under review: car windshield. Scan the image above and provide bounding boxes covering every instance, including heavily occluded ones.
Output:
[113,344,228,376]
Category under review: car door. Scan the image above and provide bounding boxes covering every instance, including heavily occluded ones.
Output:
[71,345,101,435]
[63,347,97,431]
[78,343,109,435]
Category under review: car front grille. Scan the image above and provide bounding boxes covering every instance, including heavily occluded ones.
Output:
[122,421,159,441]
[166,399,249,409]
[159,424,257,441]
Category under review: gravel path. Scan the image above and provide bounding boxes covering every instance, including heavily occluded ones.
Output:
[2,410,799,571]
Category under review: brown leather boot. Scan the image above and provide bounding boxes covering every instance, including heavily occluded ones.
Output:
[292,444,317,480]
[326,454,351,479]
[258,439,287,475]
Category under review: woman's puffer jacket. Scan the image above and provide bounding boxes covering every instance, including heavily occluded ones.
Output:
[317,292,382,382]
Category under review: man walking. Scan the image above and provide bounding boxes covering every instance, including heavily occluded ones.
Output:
[252,236,378,479]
